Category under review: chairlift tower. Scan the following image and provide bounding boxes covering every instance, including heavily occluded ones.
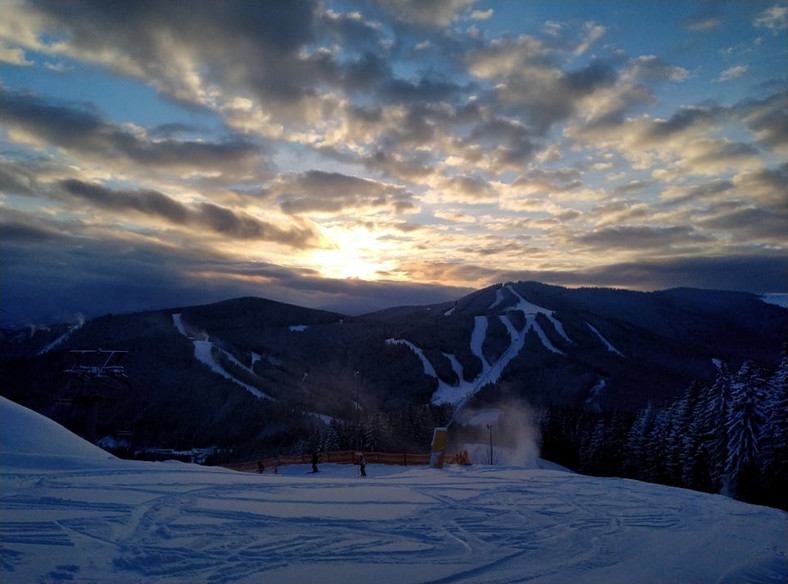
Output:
[56,349,130,440]
[64,349,130,384]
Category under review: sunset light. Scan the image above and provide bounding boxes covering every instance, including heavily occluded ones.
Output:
[0,0,785,325]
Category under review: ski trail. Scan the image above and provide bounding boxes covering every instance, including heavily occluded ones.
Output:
[37,322,84,356]
[173,314,272,400]
[470,316,489,368]
[505,284,572,344]
[587,323,625,356]
[386,339,438,378]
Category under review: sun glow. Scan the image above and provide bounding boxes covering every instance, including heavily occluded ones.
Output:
[309,225,398,280]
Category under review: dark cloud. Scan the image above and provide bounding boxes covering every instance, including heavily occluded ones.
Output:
[59,179,320,247]
[574,225,710,250]
[0,88,264,177]
[698,206,788,242]
[643,106,719,141]
[275,170,417,215]
[60,179,190,224]
[376,0,476,27]
[736,93,788,154]
[577,255,788,294]
[0,159,42,197]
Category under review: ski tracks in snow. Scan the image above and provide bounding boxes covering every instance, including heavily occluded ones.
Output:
[2,463,786,583]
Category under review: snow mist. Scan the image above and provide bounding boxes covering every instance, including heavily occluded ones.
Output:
[456,401,541,466]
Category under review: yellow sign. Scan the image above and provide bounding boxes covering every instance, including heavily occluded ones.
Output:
[430,427,448,469]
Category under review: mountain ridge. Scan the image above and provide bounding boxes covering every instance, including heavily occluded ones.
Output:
[1,281,785,462]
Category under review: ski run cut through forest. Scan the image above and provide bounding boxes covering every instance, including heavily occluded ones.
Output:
[1,396,786,584]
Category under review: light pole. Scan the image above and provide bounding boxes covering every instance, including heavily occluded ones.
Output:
[354,370,360,452]
[486,423,494,465]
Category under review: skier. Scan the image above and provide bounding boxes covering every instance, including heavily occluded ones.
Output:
[358,454,367,477]
[311,451,320,473]
[257,461,264,474]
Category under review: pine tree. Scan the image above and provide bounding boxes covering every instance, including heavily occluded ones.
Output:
[674,381,706,489]
[759,357,788,508]
[724,361,767,499]
[624,402,655,480]
[322,424,340,453]
[701,363,732,492]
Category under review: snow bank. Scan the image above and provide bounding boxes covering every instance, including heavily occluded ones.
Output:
[0,396,116,470]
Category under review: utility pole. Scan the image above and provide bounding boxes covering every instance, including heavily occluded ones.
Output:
[354,370,360,452]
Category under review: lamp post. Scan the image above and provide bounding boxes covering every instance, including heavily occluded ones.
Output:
[354,370,360,451]
[486,423,494,465]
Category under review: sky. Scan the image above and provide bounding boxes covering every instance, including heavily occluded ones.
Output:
[1,0,786,327]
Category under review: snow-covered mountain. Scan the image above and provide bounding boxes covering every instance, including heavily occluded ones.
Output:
[2,396,785,584]
[1,281,785,474]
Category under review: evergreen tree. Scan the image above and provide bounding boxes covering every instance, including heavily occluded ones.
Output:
[322,424,340,453]
[724,361,767,498]
[645,409,670,483]
[700,364,732,492]
[624,402,657,481]
[759,357,788,508]
[674,381,706,489]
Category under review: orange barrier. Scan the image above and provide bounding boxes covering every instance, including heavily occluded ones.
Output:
[223,450,433,473]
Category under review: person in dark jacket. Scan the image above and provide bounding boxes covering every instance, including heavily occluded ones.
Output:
[358,454,367,477]
[311,451,320,473]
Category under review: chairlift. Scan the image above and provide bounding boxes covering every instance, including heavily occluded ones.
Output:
[63,349,130,384]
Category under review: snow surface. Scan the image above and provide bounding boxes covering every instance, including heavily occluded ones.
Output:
[2,396,786,584]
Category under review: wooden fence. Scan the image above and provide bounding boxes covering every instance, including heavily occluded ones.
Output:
[223,450,432,473]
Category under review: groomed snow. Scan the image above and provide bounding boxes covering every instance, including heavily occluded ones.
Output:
[2,396,786,584]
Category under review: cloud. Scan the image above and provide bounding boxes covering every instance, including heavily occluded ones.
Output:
[572,255,788,293]
[573,225,710,251]
[0,208,469,326]
[272,170,417,215]
[683,14,723,31]
[736,93,788,154]
[698,205,787,243]
[0,42,33,65]
[58,179,321,247]
[1,0,785,327]
[377,0,477,26]
[470,9,493,21]
[717,65,749,82]
[754,4,788,32]
[0,88,266,180]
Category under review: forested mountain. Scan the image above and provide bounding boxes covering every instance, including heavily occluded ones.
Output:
[1,282,786,507]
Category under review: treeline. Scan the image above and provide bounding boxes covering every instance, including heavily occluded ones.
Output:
[292,403,453,456]
[541,356,788,510]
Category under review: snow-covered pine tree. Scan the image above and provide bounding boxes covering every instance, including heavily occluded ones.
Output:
[644,408,671,483]
[680,384,714,492]
[759,356,788,507]
[674,381,706,489]
[321,424,340,453]
[724,361,767,498]
[700,363,732,492]
[624,402,655,480]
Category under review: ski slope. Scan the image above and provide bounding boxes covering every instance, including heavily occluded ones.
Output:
[391,284,620,412]
[2,397,786,584]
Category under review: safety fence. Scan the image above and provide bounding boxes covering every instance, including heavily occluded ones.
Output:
[224,450,432,474]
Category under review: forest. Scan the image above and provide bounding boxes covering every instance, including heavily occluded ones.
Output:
[541,356,788,511]
[270,354,788,511]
